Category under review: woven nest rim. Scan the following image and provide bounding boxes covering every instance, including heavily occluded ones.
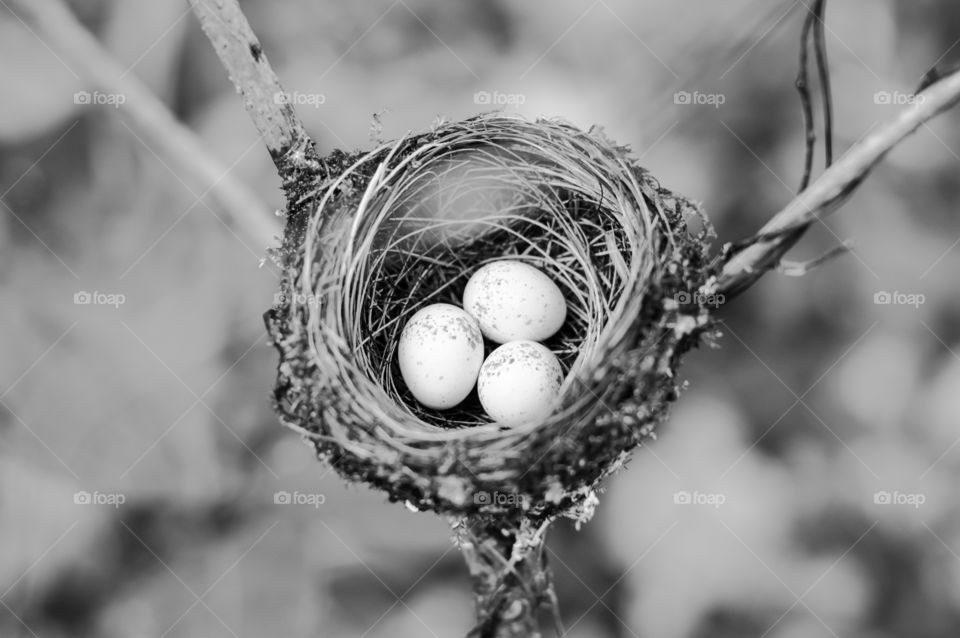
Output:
[266,113,717,519]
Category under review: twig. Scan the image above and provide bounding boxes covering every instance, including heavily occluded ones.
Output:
[795,0,830,192]
[812,1,833,168]
[777,0,832,275]
[795,3,817,191]
[718,67,960,297]
[186,0,325,191]
[459,518,555,638]
[776,239,853,276]
[6,0,279,246]
[919,60,960,92]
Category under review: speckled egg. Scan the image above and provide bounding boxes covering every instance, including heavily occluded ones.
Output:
[398,303,484,410]
[477,341,563,426]
[462,260,567,344]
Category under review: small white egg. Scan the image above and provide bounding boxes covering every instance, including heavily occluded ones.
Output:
[478,341,563,426]
[398,303,484,410]
[463,260,567,344]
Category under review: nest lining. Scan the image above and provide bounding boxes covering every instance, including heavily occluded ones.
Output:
[266,114,716,519]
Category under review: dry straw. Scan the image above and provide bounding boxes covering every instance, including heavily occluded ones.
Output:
[266,114,717,521]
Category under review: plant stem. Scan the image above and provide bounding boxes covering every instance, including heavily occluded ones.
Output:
[186,0,326,191]
[795,0,830,192]
[7,0,279,246]
[719,68,960,298]
[458,519,556,638]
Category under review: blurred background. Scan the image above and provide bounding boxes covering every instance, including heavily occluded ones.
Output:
[2,0,960,636]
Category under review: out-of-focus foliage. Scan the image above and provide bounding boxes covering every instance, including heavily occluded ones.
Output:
[2,0,960,636]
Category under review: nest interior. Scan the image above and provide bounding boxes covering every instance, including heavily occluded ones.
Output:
[265,114,717,520]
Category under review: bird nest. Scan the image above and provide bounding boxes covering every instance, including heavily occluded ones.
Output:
[265,114,717,521]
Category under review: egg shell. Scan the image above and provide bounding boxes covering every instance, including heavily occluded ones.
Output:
[398,303,485,410]
[462,260,567,344]
[478,340,564,426]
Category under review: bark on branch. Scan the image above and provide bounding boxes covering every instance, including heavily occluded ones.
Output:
[186,0,325,192]
[457,518,559,638]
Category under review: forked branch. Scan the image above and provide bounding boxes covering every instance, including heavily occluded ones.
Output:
[718,67,960,297]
